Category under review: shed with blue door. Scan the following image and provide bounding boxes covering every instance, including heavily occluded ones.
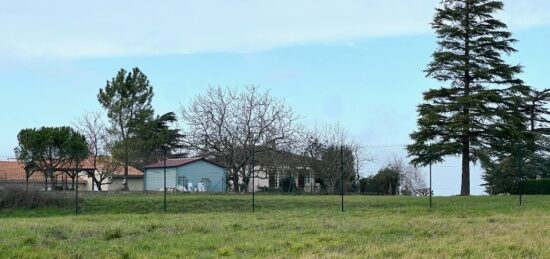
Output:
[143,157,226,192]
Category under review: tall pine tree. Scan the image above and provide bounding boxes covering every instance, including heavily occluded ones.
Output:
[407,0,526,195]
[98,67,154,191]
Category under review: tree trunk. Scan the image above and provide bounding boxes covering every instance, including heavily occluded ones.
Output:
[326,180,334,194]
[95,178,103,191]
[123,142,129,191]
[530,100,536,131]
[232,167,239,193]
[49,169,55,191]
[243,177,250,193]
[50,174,56,191]
[25,171,29,191]
[242,165,249,193]
[461,1,471,196]
[461,142,471,195]
[90,171,103,191]
[92,175,95,192]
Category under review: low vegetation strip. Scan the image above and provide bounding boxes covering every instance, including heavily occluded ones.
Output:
[2,193,549,217]
[1,195,550,258]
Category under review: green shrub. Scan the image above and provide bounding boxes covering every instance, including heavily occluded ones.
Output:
[0,188,73,209]
[359,167,400,195]
[280,176,297,193]
[521,179,550,195]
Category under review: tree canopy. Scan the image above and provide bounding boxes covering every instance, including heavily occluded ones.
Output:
[483,88,550,194]
[111,111,183,169]
[15,126,88,190]
[181,86,301,192]
[303,124,358,193]
[407,0,528,195]
[98,67,154,190]
[98,67,183,189]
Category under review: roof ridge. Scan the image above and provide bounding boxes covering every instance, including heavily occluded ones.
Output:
[143,157,225,169]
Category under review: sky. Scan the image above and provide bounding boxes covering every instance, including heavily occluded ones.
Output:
[1,0,550,195]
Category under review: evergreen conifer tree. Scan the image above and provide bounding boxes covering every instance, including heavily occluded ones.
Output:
[407,0,526,195]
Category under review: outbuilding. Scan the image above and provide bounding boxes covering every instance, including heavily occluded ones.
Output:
[143,157,226,192]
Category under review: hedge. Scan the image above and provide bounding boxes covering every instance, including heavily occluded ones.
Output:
[0,188,73,208]
[521,179,550,195]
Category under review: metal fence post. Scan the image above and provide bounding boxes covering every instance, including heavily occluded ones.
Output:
[518,144,523,207]
[75,155,79,216]
[164,150,167,213]
[252,148,255,212]
[340,145,344,212]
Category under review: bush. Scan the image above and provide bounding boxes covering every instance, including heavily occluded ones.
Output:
[359,167,400,195]
[0,188,73,209]
[280,176,297,193]
[521,179,550,195]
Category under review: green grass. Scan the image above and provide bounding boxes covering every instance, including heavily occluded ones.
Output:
[1,194,549,258]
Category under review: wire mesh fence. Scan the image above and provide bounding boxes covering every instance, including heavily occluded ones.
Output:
[0,144,544,216]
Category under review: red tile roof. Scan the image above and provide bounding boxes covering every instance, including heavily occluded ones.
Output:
[83,157,143,177]
[0,161,87,183]
[0,161,42,181]
[143,157,225,169]
[57,159,96,171]
[0,156,143,182]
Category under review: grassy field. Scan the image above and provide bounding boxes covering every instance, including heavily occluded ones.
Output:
[1,194,549,258]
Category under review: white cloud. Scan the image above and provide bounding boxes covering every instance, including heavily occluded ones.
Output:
[1,0,549,60]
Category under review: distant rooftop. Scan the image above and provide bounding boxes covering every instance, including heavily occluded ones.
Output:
[143,157,225,169]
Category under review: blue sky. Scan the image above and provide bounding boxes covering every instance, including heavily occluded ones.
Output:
[1,0,550,195]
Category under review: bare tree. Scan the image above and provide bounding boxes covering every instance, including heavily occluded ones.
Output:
[181,86,302,192]
[386,157,427,196]
[303,123,363,193]
[93,156,123,190]
[350,141,372,181]
[74,111,119,190]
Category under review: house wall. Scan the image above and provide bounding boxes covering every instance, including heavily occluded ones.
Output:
[241,167,316,192]
[176,160,225,192]
[80,172,143,192]
[110,178,144,191]
[144,161,225,192]
[82,174,98,191]
[144,168,177,191]
[95,181,111,191]
[76,182,87,191]
[246,170,270,192]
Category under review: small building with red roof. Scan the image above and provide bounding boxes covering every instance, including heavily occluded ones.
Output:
[0,157,143,192]
[81,156,144,191]
[0,160,87,190]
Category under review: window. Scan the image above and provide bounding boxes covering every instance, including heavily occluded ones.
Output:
[275,173,281,188]
[304,174,312,185]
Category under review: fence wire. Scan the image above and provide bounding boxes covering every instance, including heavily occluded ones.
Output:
[0,144,539,215]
